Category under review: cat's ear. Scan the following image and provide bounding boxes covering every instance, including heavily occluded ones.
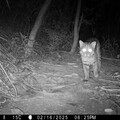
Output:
[91,41,96,48]
[79,40,84,48]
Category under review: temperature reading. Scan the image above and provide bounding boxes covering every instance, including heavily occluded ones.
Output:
[13,115,21,120]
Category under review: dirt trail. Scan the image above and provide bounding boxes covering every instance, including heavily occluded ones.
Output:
[0,53,120,114]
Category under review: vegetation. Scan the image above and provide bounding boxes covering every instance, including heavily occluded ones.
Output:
[0,0,120,98]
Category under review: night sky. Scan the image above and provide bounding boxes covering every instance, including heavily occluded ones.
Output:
[0,0,120,42]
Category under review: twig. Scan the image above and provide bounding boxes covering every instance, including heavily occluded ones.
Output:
[99,78,120,85]
[100,86,120,92]
[0,62,17,97]
[0,36,8,41]
[102,56,120,61]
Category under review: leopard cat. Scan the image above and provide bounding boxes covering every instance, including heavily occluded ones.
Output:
[79,38,101,80]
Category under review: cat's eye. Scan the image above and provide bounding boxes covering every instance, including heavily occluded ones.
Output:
[82,48,87,52]
[88,49,92,52]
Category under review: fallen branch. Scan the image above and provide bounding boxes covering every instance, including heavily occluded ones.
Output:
[0,62,17,97]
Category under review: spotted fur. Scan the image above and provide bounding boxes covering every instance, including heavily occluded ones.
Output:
[79,38,101,80]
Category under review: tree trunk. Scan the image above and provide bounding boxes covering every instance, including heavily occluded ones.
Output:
[25,0,52,57]
[70,0,82,54]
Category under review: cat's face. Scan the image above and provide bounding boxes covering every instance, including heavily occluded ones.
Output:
[79,40,96,57]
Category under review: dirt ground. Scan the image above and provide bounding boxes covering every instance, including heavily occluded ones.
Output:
[0,52,120,114]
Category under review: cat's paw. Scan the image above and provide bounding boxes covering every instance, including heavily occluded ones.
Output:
[82,79,89,82]
[94,73,99,78]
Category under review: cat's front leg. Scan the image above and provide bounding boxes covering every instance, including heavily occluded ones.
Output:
[93,63,99,78]
[83,64,90,80]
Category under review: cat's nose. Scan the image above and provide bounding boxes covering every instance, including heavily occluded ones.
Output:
[85,53,90,57]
